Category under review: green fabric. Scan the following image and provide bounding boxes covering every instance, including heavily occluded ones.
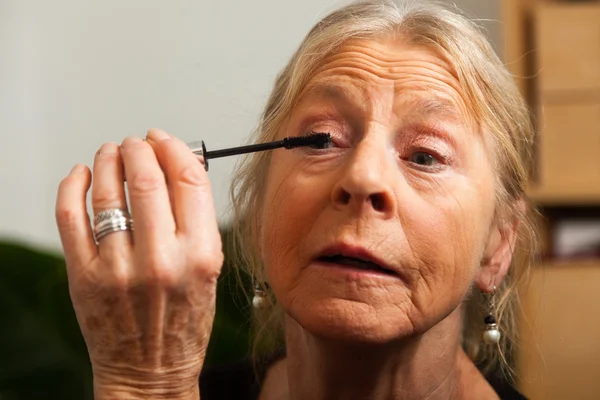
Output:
[0,229,251,400]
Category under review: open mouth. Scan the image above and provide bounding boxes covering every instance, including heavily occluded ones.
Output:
[317,254,395,275]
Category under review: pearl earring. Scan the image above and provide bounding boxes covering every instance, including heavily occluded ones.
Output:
[482,286,501,344]
[252,282,269,309]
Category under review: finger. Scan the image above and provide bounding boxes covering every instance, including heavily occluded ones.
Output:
[145,129,220,242]
[91,142,133,253]
[120,136,176,245]
[56,164,97,269]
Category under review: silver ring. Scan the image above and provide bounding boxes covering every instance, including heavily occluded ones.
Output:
[94,208,130,224]
[93,208,133,243]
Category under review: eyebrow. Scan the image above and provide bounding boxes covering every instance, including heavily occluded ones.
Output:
[298,82,464,123]
[297,81,360,111]
[407,97,463,123]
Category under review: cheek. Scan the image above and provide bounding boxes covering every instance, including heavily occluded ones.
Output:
[260,155,330,294]
[400,175,494,309]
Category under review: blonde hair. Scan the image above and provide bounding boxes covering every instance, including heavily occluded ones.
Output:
[229,0,537,378]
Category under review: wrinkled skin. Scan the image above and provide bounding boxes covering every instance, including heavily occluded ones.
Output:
[258,36,516,399]
[56,131,223,399]
[55,34,517,400]
[261,36,510,343]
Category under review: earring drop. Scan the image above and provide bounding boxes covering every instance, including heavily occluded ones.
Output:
[482,286,501,344]
[252,282,269,309]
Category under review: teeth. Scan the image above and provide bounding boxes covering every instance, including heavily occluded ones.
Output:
[323,255,384,271]
[340,258,375,269]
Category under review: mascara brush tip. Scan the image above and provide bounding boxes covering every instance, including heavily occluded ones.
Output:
[283,133,332,149]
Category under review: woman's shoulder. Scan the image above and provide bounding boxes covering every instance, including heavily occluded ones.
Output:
[485,374,528,400]
[200,350,285,400]
[199,357,261,400]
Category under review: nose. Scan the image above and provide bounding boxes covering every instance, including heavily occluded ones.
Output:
[330,138,396,217]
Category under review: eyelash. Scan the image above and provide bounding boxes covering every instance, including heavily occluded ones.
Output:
[302,130,342,150]
[403,146,449,172]
[301,129,452,172]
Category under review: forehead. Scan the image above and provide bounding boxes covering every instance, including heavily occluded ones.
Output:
[312,36,457,81]
[297,37,473,124]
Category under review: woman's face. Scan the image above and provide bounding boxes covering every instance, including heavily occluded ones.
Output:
[260,36,498,343]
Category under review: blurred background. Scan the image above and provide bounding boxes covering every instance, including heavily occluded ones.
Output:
[0,0,598,399]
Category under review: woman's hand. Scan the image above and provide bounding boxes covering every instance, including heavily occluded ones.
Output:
[55,129,223,399]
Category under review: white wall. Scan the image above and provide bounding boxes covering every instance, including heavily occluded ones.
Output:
[0,0,500,252]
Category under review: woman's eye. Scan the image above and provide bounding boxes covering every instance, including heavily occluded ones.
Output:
[303,131,339,149]
[409,151,439,166]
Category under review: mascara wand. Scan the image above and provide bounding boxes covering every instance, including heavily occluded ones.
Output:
[187,132,331,171]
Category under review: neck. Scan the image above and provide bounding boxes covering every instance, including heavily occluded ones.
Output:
[282,306,469,400]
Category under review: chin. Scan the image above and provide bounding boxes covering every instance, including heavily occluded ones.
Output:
[286,296,419,344]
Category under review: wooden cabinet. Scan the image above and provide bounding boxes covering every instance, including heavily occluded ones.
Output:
[536,3,600,94]
[518,262,600,400]
[533,103,600,202]
[505,0,600,204]
[532,1,600,203]
[503,1,600,398]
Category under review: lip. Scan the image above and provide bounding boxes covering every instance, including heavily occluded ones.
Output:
[314,243,397,276]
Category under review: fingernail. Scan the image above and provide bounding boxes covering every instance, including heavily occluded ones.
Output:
[146,129,171,142]
[121,136,143,148]
[70,164,85,175]
[97,142,119,155]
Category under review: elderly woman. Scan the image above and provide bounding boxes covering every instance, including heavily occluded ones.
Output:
[55,1,536,399]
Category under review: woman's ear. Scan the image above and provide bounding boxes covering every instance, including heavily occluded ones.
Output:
[476,201,523,292]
